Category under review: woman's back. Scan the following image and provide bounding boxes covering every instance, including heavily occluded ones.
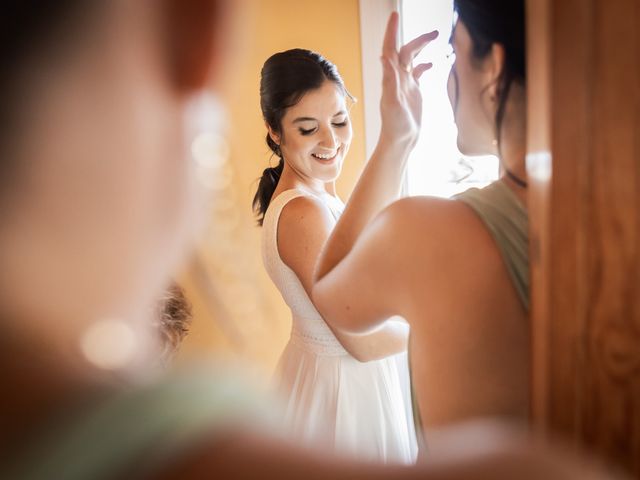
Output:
[392,181,530,430]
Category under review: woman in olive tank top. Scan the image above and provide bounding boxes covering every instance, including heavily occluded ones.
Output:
[313,0,531,452]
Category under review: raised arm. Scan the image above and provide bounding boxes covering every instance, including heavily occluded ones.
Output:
[312,13,437,331]
[314,13,436,282]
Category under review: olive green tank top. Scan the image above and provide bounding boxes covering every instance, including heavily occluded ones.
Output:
[455,180,529,310]
[4,368,274,480]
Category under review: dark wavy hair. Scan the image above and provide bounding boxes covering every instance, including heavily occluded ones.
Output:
[252,48,351,226]
[453,0,525,146]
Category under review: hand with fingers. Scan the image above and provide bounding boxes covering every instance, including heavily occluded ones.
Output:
[379,11,438,148]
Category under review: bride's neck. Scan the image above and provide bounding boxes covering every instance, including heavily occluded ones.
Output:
[278,164,334,197]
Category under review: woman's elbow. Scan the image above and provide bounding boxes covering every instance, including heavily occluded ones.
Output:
[311,285,338,325]
[312,285,362,334]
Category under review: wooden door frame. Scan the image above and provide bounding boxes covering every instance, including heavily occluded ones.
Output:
[527,0,640,474]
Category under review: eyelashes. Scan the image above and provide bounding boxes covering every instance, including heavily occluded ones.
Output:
[298,121,348,136]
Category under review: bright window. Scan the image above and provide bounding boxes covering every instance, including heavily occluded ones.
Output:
[400,0,498,197]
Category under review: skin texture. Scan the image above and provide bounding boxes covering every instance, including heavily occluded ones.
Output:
[0,2,617,479]
[312,16,530,436]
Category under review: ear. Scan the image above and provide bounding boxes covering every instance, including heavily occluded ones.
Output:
[485,42,506,99]
[162,0,231,93]
[267,124,281,145]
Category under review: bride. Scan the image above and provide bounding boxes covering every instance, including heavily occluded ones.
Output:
[253,25,436,463]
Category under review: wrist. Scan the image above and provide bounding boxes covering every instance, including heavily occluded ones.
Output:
[375,133,415,161]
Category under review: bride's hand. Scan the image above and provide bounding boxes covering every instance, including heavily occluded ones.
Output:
[380,12,438,147]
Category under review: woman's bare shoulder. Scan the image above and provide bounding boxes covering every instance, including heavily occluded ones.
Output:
[371,195,504,293]
[376,195,489,250]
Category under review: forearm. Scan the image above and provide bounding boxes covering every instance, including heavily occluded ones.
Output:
[315,137,413,282]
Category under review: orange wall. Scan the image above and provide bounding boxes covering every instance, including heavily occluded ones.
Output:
[176,0,366,376]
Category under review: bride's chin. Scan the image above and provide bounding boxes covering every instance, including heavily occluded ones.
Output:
[318,169,341,183]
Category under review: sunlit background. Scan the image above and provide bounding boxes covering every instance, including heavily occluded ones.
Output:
[401,0,498,197]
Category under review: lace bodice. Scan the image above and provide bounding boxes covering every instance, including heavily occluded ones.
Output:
[261,188,348,356]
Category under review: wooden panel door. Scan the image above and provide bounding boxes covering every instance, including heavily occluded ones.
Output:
[527,0,640,475]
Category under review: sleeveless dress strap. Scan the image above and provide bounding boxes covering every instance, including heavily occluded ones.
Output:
[265,189,309,222]
[6,369,274,480]
[455,181,530,310]
[262,189,308,257]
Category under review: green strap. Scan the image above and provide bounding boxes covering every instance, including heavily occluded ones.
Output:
[455,181,530,310]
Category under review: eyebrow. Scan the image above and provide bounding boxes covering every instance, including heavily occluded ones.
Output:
[292,110,347,123]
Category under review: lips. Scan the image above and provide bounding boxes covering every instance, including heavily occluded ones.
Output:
[311,147,340,162]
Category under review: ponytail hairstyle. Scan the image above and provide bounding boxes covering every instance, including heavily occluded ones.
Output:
[453,0,525,148]
[253,48,351,226]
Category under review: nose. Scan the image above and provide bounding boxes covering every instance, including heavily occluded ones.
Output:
[318,125,339,150]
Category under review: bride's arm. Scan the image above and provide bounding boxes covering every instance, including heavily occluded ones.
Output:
[277,194,407,362]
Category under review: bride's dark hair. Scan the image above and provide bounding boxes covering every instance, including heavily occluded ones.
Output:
[253,48,351,226]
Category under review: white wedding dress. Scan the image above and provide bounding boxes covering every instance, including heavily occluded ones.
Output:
[262,188,417,464]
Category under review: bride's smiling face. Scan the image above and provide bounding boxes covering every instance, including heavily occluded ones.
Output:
[273,80,352,184]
